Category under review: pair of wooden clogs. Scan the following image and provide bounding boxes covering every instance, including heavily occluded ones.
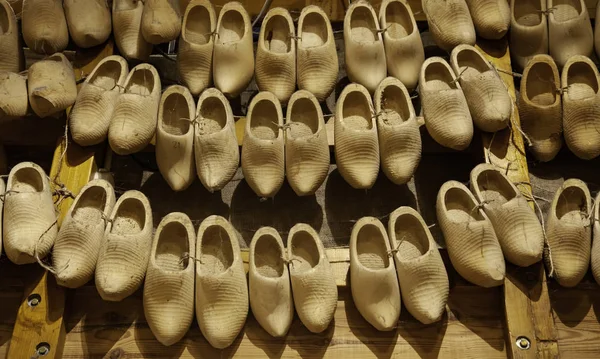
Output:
[242,90,330,197]
[420,45,513,151]
[144,214,248,348]
[422,0,510,51]
[113,0,183,59]
[545,179,600,288]
[335,78,421,189]
[252,5,339,103]
[344,0,424,92]
[249,224,337,336]
[350,208,449,329]
[437,164,544,288]
[519,54,600,161]
[21,0,111,52]
[155,85,239,192]
[0,52,77,119]
[69,55,161,155]
[510,0,593,69]
[177,1,254,97]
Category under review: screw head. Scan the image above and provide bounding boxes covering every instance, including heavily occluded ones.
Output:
[36,342,50,356]
[27,294,41,307]
[516,336,531,350]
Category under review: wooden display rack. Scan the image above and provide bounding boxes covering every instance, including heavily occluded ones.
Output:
[0,1,599,358]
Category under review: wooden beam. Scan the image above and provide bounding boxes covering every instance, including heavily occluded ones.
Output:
[477,38,560,359]
[6,41,113,359]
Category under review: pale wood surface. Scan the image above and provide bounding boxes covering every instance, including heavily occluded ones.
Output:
[550,276,600,359]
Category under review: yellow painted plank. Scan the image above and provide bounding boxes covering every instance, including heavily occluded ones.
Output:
[7,41,114,359]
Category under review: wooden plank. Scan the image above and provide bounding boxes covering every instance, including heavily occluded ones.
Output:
[549,276,600,359]
[477,38,560,359]
[6,41,113,359]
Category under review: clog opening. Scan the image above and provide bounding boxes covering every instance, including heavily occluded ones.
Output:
[89,60,123,90]
[186,5,212,44]
[301,11,327,47]
[350,6,377,42]
[290,230,320,272]
[162,92,191,135]
[514,0,542,26]
[126,68,155,96]
[456,49,488,76]
[476,169,517,205]
[250,99,279,140]
[393,213,430,261]
[254,234,284,277]
[288,97,318,138]
[444,187,485,222]
[156,221,190,271]
[72,185,107,223]
[380,84,410,125]
[424,62,457,90]
[112,198,146,235]
[566,61,598,101]
[219,10,245,43]
[12,167,43,192]
[114,0,139,11]
[198,96,227,135]
[342,91,372,130]
[0,4,8,34]
[553,0,582,22]
[200,225,234,274]
[556,186,588,221]
[263,14,291,53]
[356,224,389,269]
[385,1,413,39]
[525,62,557,105]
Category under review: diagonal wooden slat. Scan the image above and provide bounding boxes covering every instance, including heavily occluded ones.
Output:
[477,38,560,359]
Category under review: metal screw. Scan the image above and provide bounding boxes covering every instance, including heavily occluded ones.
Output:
[36,342,50,356]
[516,336,531,350]
[27,294,41,307]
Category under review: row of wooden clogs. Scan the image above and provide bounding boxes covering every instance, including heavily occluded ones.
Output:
[0,165,338,347]
[519,54,600,162]
[510,0,599,69]
[7,0,183,53]
[419,0,600,72]
[114,0,340,100]
[437,163,600,289]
